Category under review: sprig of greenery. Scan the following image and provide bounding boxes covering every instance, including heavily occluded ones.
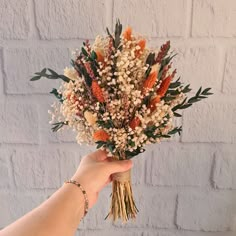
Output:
[51,121,68,132]
[30,68,70,83]
[71,59,92,87]
[106,19,123,50]
[172,87,213,117]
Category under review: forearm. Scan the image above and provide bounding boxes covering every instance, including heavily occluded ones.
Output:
[0,183,85,236]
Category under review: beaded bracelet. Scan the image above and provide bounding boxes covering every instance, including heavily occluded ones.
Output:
[64,179,89,218]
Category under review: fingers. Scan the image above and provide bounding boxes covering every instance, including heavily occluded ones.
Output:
[89,149,108,161]
[107,159,133,174]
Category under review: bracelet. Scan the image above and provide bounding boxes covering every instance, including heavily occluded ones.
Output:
[64,179,89,218]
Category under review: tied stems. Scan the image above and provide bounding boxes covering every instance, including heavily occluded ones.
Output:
[106,169,138,222]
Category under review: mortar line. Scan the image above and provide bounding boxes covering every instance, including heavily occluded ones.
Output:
[29,0,40,39]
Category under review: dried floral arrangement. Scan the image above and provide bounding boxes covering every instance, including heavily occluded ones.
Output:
[31,20,212,222]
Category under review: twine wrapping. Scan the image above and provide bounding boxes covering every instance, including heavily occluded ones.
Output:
[112,170,131,183]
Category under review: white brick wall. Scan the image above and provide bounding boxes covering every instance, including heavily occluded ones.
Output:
[0,0,236,235]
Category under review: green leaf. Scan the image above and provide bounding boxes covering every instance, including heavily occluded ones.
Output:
[50,88,63,102]
[30,75,41,81]
[188,97,200,103]
[182,84,192,93]
[91,51,97,60]
[174,112,182,117]
[81,47,88,57]
[146,53,155,65]
[196,86,202,97]
[168,126,182,135]
[47,68,58,76]
[96,141,107,149]
[169,77,181,89]
[178,103,192,109]
[51,121,68,132]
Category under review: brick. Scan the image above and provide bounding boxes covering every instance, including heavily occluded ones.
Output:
[0,192,44,228]
[182,100,236,143]
[177,191,236,231]
[0,102,39,144]
[146,144,213,186]
[4,48,70,94]
[78,230,140,236]
[0,0,30,39]
[0,150,10,188]
[213,150,236,189]
[11,148,61,189]
[35,0,106,39]
[192,0,236,37]
[114,0,187,37]
[143,231,233,236]
[173,46,221,91]
[223,48,236,94]
[59,149,92,182]
[0,52,4,99]
[142,232,176,236]
[131,149,150,185]
[115,188,176,228]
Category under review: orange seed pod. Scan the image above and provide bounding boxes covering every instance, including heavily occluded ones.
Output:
[148,95,161,112]
[129,117,141,130]
[95,50,104,63]
[142,71,158,95]
[123,26,132,41]
[93,130,110,142]
[156,75,172,98]
[91,80,105,103]
[135,39,146,57]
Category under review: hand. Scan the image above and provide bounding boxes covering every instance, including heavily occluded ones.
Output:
[71,150,133,208]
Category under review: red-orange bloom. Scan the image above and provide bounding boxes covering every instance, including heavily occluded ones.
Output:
[135,39,146,57]
[93,130,110,142]
[91,80,105,103]
[142,71,158,95]
[123,26,132,41]
[95,50,104,63]
[148,95,161,112]
[156,75,172,98]
[129,117,141,130]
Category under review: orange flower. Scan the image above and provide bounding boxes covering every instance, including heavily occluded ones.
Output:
[95,50,104,63]
[148,95,161,112]
[93,130,110,142]
[91,80,105,103]
[135,39,146,57]
[156,75,172,98]
[142,71,158,95]
[123,26,132,41]
[129,117,141,130]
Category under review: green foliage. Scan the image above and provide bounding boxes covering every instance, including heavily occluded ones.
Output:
[96,119,114,129]
[50,88,63,103]
[51,121,68,132]
[106,19,123,50]
[30,68,70,83]
[125,147,145,159]
[168,126,182,135]
[171,87,213,117]
[146,53,155,66]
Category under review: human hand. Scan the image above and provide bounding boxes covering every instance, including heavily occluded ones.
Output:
[71,150,133,208]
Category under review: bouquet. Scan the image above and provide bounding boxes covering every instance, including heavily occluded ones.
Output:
[31,20,212,222]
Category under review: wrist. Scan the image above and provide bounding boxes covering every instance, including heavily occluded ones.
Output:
[64,180,89,218]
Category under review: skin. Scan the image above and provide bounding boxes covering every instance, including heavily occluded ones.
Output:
[0,150,133,236]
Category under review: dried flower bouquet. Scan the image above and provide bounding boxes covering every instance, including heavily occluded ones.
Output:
[31,20,212,222]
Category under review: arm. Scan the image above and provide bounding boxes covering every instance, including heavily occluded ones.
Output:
[0,150,132,236]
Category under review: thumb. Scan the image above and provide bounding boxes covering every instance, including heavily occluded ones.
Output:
[107,159,133,174]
